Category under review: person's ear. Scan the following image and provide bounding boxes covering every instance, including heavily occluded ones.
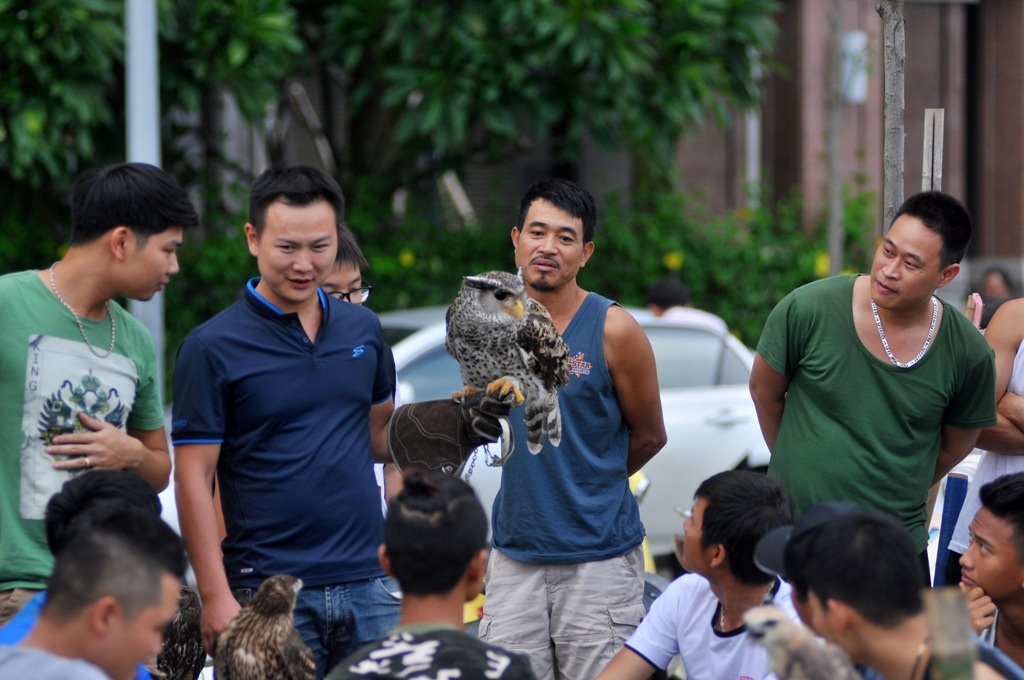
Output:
[109,226,134,262]
[708,543,726,569]
[826,598,856,630]
[465,549,488,601]
[936,262,961,289]
[244,223,260,257]
[581,240,595,267]
[87,595,122,636]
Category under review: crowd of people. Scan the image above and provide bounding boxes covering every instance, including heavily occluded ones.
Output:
[0,162,1022,680]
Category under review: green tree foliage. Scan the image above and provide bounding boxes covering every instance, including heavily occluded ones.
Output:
[0,1,126,270]
[0,0,302,272]
[301,0,779,195]
[157,0,303,218]
[0,0,124,188]
[1,0,797,376]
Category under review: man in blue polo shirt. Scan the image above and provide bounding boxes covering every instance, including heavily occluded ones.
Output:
[172,166,399,678]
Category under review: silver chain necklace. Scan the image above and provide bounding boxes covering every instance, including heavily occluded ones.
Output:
[870,296,937,368]
[48,263,116,358]
[718,578,777,632]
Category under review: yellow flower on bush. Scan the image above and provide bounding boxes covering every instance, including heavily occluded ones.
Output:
[662,251,684,271]
[814,251,830,278]
[399,249,416,268]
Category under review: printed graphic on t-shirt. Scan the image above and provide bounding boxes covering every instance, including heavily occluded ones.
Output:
[568,352,592,379]
[20,335,138,520]
[345,631,517,678]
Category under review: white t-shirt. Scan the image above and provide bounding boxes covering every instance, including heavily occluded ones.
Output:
[0,646,109,680]
[949,337,1024,554]
[658,307,729,334]
[625,573,797,680]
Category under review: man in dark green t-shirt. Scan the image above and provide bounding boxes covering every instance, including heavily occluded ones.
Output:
[749,191,996,568]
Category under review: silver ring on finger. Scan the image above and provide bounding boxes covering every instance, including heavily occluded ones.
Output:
[85,457,91,469]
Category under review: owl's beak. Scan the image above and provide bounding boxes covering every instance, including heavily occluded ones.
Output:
[509,299,525,320]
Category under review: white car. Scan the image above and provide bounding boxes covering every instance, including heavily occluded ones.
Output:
[380,306,771,568]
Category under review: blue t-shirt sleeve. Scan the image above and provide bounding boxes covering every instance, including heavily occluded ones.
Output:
[0,591,45,645]
[371,322,393,405]
[171,335,227,444]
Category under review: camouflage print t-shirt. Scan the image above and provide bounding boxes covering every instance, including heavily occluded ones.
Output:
[329,625,536,680]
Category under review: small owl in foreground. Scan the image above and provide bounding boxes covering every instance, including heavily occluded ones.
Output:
[446,269,570,457]
[744,605,860,680]
[156,585,206,680]
[214,574,315,680]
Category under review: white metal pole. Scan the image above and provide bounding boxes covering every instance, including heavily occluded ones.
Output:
[125,0,166,396]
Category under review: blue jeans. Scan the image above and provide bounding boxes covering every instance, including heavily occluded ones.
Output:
[233,576,401,678]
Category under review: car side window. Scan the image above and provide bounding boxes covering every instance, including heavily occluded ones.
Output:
[718,346,750,386]
[644,326,744,389]
[398,346,462,403]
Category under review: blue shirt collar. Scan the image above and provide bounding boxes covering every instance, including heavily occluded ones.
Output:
[245,277,328,316]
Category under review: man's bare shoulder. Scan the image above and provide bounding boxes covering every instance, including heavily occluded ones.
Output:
[603,304,646,342]
[988,297,1024,332]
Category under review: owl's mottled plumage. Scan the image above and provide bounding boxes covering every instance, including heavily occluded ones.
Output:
[156,585,206,680]
[446,270,570,456]
[214,574,315,680]
[744,605,860,680]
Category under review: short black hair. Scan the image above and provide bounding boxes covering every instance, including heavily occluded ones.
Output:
[891,191,973,267]
[695,471,793,586]
[45,470,162,555]
[248,165,345,236]
[516,178,597,243]
[647,274,691,309]
[44,506,186,621]
[70,163,199,245]
[802,510,924,628]
[336,225,369,270]
[383,469,487,596]
[979,471,1024,562]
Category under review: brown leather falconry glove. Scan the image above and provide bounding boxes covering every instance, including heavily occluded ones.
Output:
[387,389,517,476]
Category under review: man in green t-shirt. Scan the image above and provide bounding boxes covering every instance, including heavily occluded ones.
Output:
[749,191,996,575]
[0,163,198,625]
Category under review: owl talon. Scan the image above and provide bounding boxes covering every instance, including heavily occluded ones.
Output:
[452,387,480,403]
[486,378,524,406]
[485,418,514,467]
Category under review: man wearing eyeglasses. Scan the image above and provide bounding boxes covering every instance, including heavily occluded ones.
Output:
[321,226,373,305]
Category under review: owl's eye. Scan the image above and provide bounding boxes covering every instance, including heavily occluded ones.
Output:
[494,291,508,301]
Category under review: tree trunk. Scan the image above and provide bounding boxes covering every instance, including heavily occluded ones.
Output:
[826,0,844,275]
[876,0,906,233]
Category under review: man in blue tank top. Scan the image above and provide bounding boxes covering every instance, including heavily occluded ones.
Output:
[479,178,668,679]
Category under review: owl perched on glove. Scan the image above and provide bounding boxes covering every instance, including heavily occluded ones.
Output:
[446,269,570,457]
